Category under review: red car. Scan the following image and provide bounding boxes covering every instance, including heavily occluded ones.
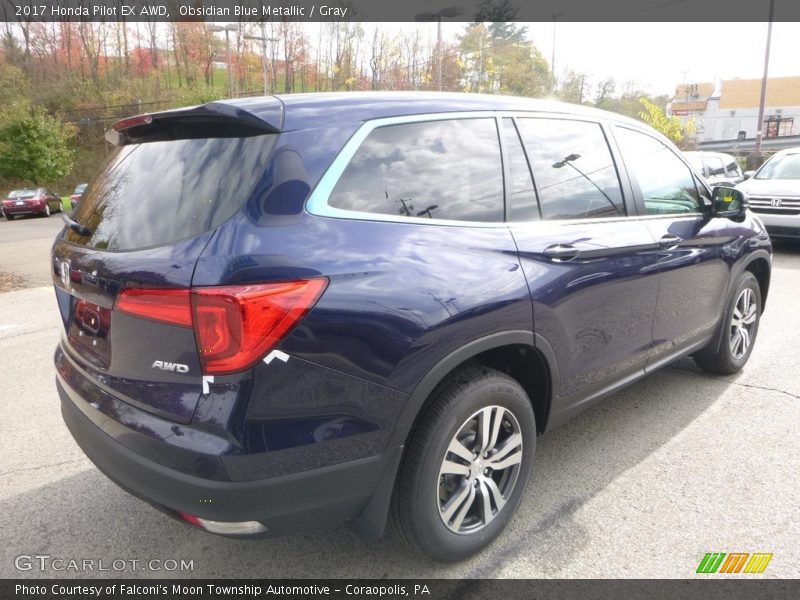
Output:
[2,188,63,220]
[70,183,88,210]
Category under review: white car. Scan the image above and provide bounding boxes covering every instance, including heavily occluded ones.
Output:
[737,146,800,240]
[684,151,745,187]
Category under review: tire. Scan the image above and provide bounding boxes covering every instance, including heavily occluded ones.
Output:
[6,214,14,221]
[44,204,51,217]
[694,271,761,374]
[391,364,536,561]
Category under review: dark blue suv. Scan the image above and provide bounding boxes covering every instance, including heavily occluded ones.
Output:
[52,92,772,561]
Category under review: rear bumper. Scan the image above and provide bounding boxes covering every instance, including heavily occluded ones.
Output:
[2,204,46,216]
[58,374,397,537]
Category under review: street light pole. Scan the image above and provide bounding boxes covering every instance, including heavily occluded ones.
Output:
[207,24,238,98]
[437,15,442,92]
[414,6,463,92]
[224,28,233,98]
[755,0,775,155]
[244,24,278,96]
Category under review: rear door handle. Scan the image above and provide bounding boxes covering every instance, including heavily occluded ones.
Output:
[542,244,580,261]
[659,234,683,249]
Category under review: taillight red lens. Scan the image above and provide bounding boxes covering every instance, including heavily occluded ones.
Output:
[116,289,192,328]
[115,279,327,375]
[192,279,327,375]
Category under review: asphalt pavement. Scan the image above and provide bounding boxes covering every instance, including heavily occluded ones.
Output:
[0,215,798,578]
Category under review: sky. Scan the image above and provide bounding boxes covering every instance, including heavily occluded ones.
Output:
[432,21,800,97]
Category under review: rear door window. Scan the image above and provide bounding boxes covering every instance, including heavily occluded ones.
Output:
[515,118,625,220]
[328,118,504,223]
[66,135,278,251]
[706,156,726,177]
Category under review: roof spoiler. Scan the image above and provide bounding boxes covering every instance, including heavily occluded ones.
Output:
[106,100,282,146]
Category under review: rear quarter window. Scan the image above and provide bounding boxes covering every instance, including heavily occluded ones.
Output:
[66,135,277,251]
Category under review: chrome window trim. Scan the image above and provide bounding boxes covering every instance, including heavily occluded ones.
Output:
[306,111,511,229]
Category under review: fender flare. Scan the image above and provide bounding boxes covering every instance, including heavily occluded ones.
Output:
[709,248,771,354]
[351,329,559,539]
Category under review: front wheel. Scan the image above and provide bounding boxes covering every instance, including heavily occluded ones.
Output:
[392,365,536,561]
[694,271,761,374]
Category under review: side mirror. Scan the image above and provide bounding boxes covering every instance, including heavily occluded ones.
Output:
[743,170,755,180]
[711,186,747,219]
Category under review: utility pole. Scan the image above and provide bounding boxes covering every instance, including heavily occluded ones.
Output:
[755,0,775,155]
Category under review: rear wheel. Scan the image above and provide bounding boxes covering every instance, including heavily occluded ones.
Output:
[44,204,51,217]
[392,365,536,561]
[694,271,761,374]
[6,214,14,221]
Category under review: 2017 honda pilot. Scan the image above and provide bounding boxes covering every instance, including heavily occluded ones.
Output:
[52,92,772,561]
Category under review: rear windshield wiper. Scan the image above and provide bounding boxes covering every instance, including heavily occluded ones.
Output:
[61,213,93,237]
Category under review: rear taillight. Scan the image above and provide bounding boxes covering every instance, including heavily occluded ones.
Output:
[115,279,327,375]
[192,280,327,374]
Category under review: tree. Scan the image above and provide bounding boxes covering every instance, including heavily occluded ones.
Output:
[0,104,76,184]
[638,96,696,148]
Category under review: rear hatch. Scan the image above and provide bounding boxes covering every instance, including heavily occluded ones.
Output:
[53,100,282,423]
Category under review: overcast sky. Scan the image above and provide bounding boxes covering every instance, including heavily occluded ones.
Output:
[430,21,800,97]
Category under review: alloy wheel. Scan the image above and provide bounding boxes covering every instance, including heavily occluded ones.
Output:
[437,405,523,534]
[730,287,757,360]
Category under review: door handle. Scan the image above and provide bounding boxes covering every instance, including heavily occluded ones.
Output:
[542,244,580,261]
[659,234,683,249]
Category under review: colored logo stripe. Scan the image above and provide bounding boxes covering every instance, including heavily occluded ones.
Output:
[696,552,772,574]
[697,553,726,573]
[744,553,773,574]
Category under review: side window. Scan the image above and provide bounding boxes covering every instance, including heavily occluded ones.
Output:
[614,127,703,215]
[501,118,539,221]
[706,156,725,177]
[725,160,742,178]
[516,118,625,220]
[328,118,504,222]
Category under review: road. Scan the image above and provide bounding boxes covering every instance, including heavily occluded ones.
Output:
[0,215,798,578]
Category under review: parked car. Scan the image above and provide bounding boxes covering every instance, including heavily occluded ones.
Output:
[684,151,745,187]
[736,146,800,239]
[3,187,62,220]
[52,93,772,561]
[69,183,88,210]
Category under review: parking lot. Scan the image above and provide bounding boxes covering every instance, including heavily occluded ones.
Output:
[0,214,798,579]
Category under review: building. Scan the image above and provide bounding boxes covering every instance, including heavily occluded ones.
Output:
[667,77,800,152]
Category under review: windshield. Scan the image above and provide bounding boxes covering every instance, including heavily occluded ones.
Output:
[66,134,278,251]
[755,153,800,180]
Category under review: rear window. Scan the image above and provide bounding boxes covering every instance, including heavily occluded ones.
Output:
[8,190,36,199]
[74,184,87,194]
[66,135,277,251]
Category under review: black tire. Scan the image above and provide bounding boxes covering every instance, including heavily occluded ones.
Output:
[694,271,761,375]
[391,364,536,561]
[43,204,51,217]
[6,214,14,221]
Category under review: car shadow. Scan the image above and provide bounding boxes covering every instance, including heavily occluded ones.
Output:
[1,359,732,579]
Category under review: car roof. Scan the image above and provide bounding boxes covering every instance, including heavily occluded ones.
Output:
[773,146,800,156]
[683,151,737,160]
[216,91,647,131]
